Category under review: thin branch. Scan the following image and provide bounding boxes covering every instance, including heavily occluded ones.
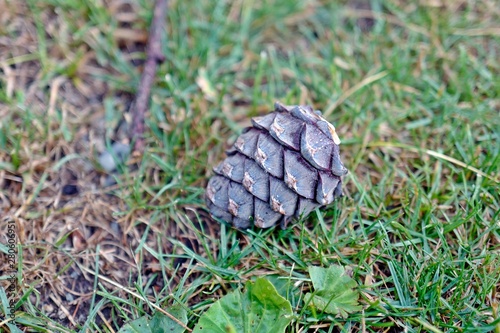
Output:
[130,0,168,151]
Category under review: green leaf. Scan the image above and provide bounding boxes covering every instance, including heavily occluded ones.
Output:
[193,277,293,333]
[305,265,362,318]
[118,305,188,333]
[264,275,293,300]
[150,305,188,333]
[118,316,151,333]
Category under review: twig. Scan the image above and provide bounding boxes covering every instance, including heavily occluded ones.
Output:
[130,0,168,151]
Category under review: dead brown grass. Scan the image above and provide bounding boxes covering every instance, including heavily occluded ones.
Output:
[0,0,183,327]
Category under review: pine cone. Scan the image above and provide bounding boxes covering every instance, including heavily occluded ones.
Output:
[206,102,348,229]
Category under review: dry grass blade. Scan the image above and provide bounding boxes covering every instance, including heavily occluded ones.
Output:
[77,264,192,332]
[343,8,430,37]
[409,318,445,333]
[452,27,500,36]
[324,71,388,117]
[368,141,499,183]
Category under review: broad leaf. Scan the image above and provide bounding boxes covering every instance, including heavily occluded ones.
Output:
[118,305,187,333]
[150,305,188,333]
[118,316,151,333]
[305,265,362,318]
[265,275,293,300]
[193,277,293,333]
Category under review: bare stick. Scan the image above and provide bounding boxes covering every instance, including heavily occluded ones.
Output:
[130,0,168,151]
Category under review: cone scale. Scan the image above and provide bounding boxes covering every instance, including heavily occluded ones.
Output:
[206,102,348,229]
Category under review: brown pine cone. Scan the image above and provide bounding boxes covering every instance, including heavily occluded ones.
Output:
[206,102,348,229]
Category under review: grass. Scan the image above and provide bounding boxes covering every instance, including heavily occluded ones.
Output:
[0,0,499,332]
